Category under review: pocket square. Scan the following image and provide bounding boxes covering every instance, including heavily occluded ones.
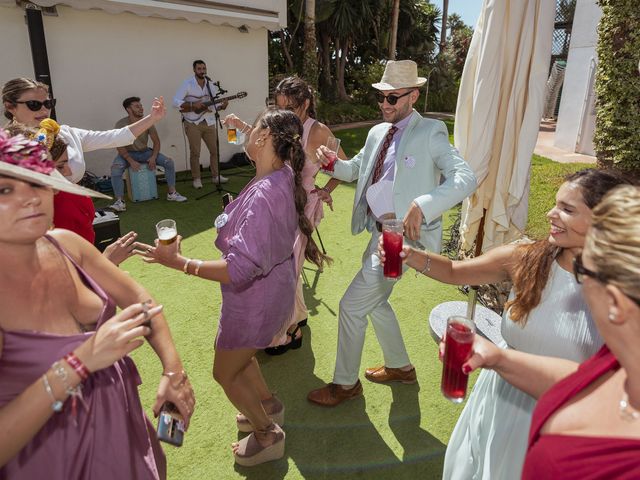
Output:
[404,156,416,168]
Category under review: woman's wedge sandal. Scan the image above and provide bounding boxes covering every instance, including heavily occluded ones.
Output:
[233,423,285,467]
[236,396,284,433]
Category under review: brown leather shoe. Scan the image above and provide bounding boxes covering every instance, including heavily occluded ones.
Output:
[364,365,417,384]
[307,381,363,407]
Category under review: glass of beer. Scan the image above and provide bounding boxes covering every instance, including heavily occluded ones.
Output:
[156,219,177,245]
[382,219,404,279]
[322,137,341,172]
[227,126,245,145]
[441,316,475,403]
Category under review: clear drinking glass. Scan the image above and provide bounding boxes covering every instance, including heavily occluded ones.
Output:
[382,219,404,279]
[441,316,475,403]
[322,137,341,172]
[156,219,177,245]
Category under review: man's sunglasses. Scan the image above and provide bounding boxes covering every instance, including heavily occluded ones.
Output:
[14,98,57,111]
[375,90,413,106]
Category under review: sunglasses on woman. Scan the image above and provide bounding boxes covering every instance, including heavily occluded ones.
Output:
[14,98,57,111]
[573,253,640,306]
[374,90,413,106]
[572,253,607,285]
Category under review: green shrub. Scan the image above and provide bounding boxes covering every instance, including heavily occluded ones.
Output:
[316,100,380,125]
[594,0,640,172]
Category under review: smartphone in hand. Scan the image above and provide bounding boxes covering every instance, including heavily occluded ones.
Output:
[157,402,185,447]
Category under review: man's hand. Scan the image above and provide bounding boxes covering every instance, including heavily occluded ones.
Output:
[129,160,142,172]
[218,100,229,111]
[403,201,424,241]
[192,102,205,114]
[148,156,157,171]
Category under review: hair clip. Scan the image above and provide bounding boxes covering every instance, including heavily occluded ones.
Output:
[292,134,300,141]
[33,119,60,150]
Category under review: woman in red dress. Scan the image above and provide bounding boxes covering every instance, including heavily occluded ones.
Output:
[458,185,640,479]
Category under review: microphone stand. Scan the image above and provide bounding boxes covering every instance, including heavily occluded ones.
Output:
[196,84,238,201]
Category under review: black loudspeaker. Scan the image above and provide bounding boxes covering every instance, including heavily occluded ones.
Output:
[93,210,121,252]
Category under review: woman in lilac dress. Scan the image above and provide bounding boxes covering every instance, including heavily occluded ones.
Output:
[0,129,195,479]
[143,108,326,466]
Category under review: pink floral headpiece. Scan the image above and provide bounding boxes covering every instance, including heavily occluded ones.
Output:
[0,128,55,174]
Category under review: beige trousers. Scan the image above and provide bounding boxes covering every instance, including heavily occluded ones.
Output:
[184,120,219,178]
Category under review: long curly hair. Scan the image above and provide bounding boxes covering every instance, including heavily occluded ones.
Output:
[506,168,633,325]
[257,108,329,268]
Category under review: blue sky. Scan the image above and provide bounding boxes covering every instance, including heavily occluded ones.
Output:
[447,0,483,28]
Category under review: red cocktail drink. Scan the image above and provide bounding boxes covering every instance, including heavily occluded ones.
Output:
[322,137,341,172]
[441,316,475,403]
[383,230,403,278]
[324,151,337,172]
[382,219,404,279]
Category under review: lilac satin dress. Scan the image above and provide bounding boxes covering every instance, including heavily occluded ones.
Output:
[214,165,298,349]
[0,236,165,480]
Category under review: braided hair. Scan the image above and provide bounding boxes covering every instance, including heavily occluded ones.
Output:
[274,76,317,119]
[258,108,329,268]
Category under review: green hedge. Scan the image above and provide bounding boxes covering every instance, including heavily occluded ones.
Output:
[594,0,640,172]
[316,100,380,125]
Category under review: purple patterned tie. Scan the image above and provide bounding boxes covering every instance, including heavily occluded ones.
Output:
[371,125,398,185]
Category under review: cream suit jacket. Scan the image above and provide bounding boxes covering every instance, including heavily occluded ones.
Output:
[332,110,477,253]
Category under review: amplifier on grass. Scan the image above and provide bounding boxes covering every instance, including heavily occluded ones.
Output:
[93,209,121,252]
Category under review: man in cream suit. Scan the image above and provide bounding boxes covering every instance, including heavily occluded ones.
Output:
[308,60,477,407]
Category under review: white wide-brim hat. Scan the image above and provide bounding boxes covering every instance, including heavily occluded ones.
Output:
[372,60,427,91]
[0,161,111,198]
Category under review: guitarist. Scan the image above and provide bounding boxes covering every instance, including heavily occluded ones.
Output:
[173,59,229,188]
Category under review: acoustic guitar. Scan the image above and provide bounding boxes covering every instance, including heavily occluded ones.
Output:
[182,92,247,120]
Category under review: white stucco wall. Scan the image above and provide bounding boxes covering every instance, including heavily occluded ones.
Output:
[554,0,602,154]
[0,4,269,176]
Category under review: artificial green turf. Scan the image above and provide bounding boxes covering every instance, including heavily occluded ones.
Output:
[96,131,589,479]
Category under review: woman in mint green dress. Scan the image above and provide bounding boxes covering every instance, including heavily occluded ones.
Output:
[381,168,630,479]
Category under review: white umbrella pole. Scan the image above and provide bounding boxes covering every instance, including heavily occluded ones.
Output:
[466,208,487,321]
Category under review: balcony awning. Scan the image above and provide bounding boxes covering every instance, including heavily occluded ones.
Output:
[5,0,286,30]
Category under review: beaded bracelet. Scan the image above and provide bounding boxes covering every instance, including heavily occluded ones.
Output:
[64,352,90,381]
[415,254,431,277]
[42,373,63,413]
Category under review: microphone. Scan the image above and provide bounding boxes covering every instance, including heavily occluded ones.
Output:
[214,81,228,95]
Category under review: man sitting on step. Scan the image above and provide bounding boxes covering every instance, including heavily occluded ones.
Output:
[110,96,187,211]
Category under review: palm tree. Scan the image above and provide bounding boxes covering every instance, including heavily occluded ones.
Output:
[303,0,318,89]
[439,0,449,54]
[388,0,400,60]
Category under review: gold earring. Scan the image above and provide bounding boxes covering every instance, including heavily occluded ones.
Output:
[608,311,617,322]
[255,137,265,147]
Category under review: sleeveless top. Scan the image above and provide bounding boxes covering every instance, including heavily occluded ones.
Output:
[523,345,640,479]
[300,117,323,227]
[0,235,165,480]
[443,261,603,480]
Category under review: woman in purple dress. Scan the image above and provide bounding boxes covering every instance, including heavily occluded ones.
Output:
[0,129,195,479]
[143,108,326,466]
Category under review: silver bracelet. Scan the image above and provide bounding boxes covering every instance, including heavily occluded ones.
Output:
[42,373,64,413]
[415,254,431,277]
[52,361,79,396]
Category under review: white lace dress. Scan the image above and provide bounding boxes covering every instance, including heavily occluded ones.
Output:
[443,261,603,480]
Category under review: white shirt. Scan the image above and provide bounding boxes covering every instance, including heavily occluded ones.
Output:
[172,76,220,126]
[58,124,136,183]
[366,112,413,215]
